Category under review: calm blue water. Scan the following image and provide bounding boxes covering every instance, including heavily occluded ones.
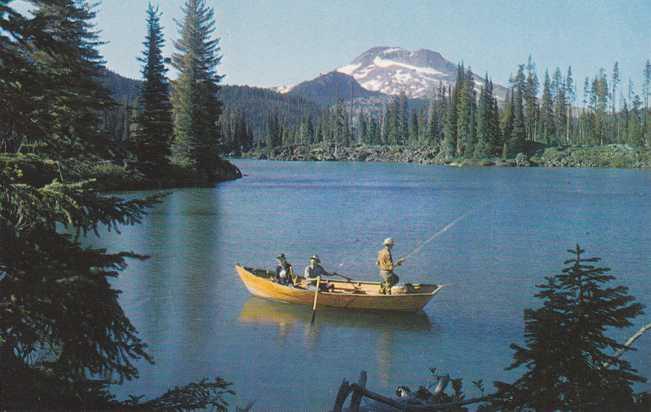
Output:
[97,160,651,410]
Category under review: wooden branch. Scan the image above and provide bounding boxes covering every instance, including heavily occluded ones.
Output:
[338,370,501,412]
[332,379,352,412]
[618,322,651,356]
[432,375,449,396]
[405,395,495,411]
[349,383,404,410]
[350,371,367,412]
[604,322,651,367]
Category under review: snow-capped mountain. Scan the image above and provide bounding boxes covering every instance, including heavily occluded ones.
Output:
[336,46,506,100]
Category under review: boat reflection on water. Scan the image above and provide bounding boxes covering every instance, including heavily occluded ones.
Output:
[239,297,433,332]
[238,297,437,385]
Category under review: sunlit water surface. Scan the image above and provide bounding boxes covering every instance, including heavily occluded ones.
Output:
[95,160,651,410]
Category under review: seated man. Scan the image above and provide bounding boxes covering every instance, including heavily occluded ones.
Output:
[275,253,295,286]
[303,255,334,291]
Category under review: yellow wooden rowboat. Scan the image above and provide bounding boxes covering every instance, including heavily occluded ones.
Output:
[235,264,444,312]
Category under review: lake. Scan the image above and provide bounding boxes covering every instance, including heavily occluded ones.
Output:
[100,159,651,410]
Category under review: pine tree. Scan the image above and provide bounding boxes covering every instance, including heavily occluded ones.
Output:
[398,91,409,145]
[611,62,620,142]
[473,76,492,158]
[628,94,644,146]
[500,90,514,156]
[496,245,645,411]
[541,70,555,144]
[266,112,281,148]
[592,70,609,145]
[172,0,224,181]
[333,100,349,146]
[0,1,50,153]
[552,68,567,144]
[489,88,502,155]
[643,60,651,145]
[621,99,630,145]
[381,108,389,144]
[29,0,115,158]
[509,85,526,156]
[239,112,253,150]
[409,111,419,145]
[456,67,474,156]
[524,56,539,142]
[368,116,380,145]
[417,108,427,144]
[565,66,575,143]
[385,97,400,145]
[133,3,173,173]
[580,76,593,144]
[442,86,457,159]
[426,95,439,145]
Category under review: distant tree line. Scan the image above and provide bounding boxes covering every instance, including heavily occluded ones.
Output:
[260,58,651,159]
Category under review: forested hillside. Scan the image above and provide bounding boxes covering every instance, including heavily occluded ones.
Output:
[104,71,322,153]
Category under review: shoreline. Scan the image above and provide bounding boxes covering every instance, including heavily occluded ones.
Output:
[87,158,243,192]
[238,143,651,169]
[1,154,243,191]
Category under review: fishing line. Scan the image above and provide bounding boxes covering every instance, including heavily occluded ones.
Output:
[401,207,478,261]
[335,205,484,269]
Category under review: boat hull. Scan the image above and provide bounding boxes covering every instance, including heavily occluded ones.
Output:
[235,265,442,312]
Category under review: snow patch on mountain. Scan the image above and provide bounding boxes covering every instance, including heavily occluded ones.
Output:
[337,63,361,76]
[371,57,444,77]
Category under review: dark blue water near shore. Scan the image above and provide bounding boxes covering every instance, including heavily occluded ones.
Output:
[99,160,651,410]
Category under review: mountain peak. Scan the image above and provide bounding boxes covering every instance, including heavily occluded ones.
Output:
[336,46,460,98]
[273,46,507,102]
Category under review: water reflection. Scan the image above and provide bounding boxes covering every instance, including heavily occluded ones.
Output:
[239,297,433,332]
[239,297,436,384]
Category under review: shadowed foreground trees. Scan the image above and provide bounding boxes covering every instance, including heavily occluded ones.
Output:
[0,165,234,410]
[0,1,233,409]
[494,245,646,411]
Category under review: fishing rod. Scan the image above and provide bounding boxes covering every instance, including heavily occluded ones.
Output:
[399,207,478,263]
[334,206,480,271]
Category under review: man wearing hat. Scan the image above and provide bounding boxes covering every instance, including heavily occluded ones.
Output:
[275,253,295,285]
[377,238,404,294]
[303,255,333,290]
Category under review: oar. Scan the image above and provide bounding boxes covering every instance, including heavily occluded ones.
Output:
[331,272,354,282]
[310,276,320,324]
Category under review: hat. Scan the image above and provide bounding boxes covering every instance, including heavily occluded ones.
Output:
[276,253,287,261]
[309,255,320,263]
[383,238,394,246]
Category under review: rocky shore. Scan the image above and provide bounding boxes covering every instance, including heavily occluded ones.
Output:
[241,143,651,169]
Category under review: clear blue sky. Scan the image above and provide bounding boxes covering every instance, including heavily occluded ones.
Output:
[13,0,651,91]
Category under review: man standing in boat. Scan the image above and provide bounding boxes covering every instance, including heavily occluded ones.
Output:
[377,238,404,294]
